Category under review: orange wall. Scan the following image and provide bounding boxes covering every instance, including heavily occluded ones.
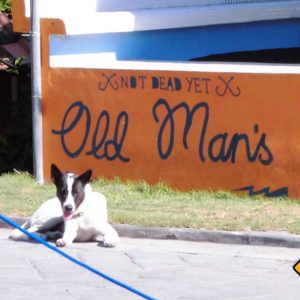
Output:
[12,0,300,197]
[12,0,30,33]
[42,67,300,197]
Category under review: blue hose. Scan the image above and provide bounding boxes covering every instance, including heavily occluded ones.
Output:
[0,213,156,300]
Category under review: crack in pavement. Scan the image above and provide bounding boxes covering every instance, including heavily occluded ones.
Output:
[26,258,46,280]
[123,251,144,269]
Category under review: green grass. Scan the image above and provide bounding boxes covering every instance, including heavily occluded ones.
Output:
[1,172,300,234]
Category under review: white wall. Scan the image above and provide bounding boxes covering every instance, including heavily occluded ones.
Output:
[24,0,300,34]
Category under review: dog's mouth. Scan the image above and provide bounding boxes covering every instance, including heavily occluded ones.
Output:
[63,211,73,221]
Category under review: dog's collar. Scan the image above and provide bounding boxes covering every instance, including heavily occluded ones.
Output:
[71,212,83,220]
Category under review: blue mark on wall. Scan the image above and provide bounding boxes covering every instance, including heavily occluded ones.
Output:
[234,186,288,197]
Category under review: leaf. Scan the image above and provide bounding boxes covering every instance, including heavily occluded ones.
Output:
[15,56,25,66]
[0,0,11,12]
[6,68,19,75]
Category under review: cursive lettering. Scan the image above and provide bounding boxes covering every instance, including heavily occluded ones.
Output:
[52,101,129,162]
[152,98,273,165]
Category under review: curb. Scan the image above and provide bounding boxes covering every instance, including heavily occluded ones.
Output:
[2,217,300,249]
[114,224,300,249]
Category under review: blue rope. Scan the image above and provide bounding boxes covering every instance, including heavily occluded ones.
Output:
[0,213,156,300]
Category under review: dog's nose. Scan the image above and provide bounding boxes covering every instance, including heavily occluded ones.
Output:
[64,204,73,212]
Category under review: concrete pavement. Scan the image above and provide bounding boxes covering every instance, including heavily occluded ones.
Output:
[1,227,300,300]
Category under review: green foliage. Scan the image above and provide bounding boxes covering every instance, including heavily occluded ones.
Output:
[0,174,300,233]
[6,57,25,76]
[0,0,12,13]
[0,172,54,215]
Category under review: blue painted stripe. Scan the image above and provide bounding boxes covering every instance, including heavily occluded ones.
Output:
[50,18,300,61]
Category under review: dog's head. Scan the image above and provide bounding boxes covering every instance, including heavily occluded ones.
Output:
[51,164,92,220]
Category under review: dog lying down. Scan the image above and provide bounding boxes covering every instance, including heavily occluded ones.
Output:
[9,164,120,247]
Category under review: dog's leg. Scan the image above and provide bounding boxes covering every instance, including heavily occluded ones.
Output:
[46,231,63,241]
[9,220,33,240]
[45,221,64,241]
[96,224,120,248]
[56,221,78,247]
[9,222,48,241]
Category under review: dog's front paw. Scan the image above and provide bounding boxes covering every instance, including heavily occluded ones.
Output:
[103,240,115,248]
[103,235,120,248]
[56,238,66,247]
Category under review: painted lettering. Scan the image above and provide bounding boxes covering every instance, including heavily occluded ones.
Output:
[152,98,273,165]
[98,73,119,91]
[208,124,273,165]
[51,101,90,158]
[186,77,211,93]
[99,73,147,90]
[152,98,208,161]
[152,76,181,91]
[52,101,130,162]
[215,76,241,97]
[120,76,138,89]
[86,111,129,162]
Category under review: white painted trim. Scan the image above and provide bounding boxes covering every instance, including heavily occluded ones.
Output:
[24,0,300,34]
[24,0,98,17]
[96,0,292,12]
[50,55,300,74]
[126,2,300,32]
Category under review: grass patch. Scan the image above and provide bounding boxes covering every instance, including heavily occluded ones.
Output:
[0,172,300,234]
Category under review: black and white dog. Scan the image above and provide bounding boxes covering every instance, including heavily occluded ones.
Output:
[10,164,120,247]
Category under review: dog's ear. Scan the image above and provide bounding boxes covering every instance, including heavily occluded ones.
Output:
[51,164,63,185]
[78,169,92,185]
